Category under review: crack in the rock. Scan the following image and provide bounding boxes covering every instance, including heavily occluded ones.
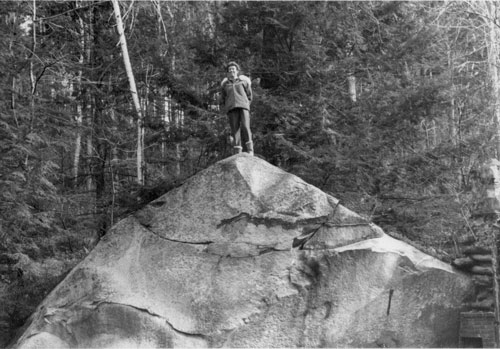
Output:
[94,301,208,340]
[205,243,289,259]
[136,217,289,258]
[19,302,209,347]
[217,211,339,230]
[292,201,341,249]
[135,218,214,245]
[217,212,252,228]
[231,246,289,259]
[256,246,287,256]
[136,199,378,255]
[154,235,214,246]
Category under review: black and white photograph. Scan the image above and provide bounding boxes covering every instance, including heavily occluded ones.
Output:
[2,1,500,348]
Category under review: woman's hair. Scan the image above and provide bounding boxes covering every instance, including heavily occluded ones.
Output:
[226,61,240,71]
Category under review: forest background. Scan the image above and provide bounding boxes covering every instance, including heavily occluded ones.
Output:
[1,0,500,344]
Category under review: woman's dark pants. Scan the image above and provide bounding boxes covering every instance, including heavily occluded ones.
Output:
[227,108,253,154]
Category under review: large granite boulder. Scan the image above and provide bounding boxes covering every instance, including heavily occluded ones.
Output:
[12,155,473,348]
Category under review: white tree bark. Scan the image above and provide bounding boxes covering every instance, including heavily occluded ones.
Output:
[85,4,94,192]
[73,0,85,185]
[347,74,356,102]
[27,0,37,167]
[86,107,94,192]
[111,0,145,185]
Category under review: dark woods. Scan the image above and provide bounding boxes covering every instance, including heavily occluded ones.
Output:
[0,1,498,344]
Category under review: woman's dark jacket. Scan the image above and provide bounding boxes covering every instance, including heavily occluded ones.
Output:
[221,76,252,113]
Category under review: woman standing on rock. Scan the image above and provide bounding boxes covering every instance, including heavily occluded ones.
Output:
[220,61,253,156]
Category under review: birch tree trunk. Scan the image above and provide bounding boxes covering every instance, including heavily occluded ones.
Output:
[27,0,37,167]
[73,0,85,186]
[447,48,458,146]
[110,0,145,185]
[154,0,169,45]
[162,95,170,176]
[347,74,356,103]
[85,6,94,192]
[86,105,94,192]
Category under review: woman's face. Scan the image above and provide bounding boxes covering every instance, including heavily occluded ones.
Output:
[227,66,238,80]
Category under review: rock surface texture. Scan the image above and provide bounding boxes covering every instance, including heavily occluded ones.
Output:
[12,155,474,348]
